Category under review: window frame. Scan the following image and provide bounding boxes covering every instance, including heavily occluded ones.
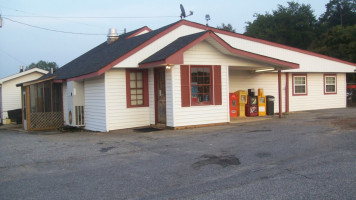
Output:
[292,74,308,96]
[126,69,148,108]
[190,66,213,106]
[324,74,337,95]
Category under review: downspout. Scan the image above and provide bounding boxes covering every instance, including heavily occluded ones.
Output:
[278,70,282,118]
[285,72,289,113]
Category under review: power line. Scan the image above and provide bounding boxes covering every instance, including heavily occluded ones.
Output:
[0,6,108,29]
[0,49,27,65]
[4,17,107,36]
[2,15,178,19]
[0,6,178,19]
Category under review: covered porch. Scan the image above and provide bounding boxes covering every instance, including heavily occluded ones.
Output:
[18,77,64,131]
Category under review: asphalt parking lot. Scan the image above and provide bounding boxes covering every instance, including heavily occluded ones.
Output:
[1,108,356,200]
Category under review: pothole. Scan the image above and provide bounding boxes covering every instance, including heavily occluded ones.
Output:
[192,154,240,169]
[100,146,115,153]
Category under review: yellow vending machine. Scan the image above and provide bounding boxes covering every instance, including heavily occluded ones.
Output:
[258,88,266,116]
[235,90,247,117]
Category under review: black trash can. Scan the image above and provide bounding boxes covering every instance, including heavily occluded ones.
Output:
[266,95,275,116]
[7,108,22,124]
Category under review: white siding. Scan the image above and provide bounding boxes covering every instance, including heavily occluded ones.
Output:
[105,69,150,131]
[289,73,346,111]
[114,25,202,68]
[1,72,44,123]
[166,68,174,126]
[229,70,286,113]
[148,69,155,125]
[184,41,273,68]
[64,80,85,126]
[84,75,107,132]
[217,33,356,73]
[62,82,68,124]
[169,65,229,127]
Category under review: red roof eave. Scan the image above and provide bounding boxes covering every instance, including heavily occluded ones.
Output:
[68,20,355,81]
[181,20,356,67]
[126,27,152,39]
[139,31,299,69]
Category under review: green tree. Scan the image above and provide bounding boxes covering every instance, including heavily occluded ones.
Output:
[244,1,318,49]
[25,60,59,71]
[217,23,236,33]
[319,0,356,28]
[309,25,356,63]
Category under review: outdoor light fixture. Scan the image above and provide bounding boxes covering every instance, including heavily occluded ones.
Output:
[255,68,275,73]
[165,65,172,70]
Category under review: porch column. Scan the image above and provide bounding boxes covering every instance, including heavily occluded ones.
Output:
[285,72,289,113]
[278,70,282,118]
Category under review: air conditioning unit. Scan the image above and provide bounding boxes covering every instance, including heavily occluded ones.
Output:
[66,81,85,127]
[75,106,84,126]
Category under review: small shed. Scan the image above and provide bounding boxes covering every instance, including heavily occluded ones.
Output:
[0,68,47,124]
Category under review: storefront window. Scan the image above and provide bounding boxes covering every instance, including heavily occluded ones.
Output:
[191,66,211,105]
[293,75,307,95]
[324,75,336,94]
[126,69,148,107]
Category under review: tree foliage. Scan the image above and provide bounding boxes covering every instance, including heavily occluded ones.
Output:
[25,60,59,72]
[217,23,236,33]
[243,0,356,82]
[309,25,356,63]
[319,0,356,28]
[244,1,318,49]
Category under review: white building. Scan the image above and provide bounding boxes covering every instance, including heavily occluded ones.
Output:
[19,20,356,131]
[0,68,47,124]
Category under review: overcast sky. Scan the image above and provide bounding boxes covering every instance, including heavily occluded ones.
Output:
[0,0,330,78]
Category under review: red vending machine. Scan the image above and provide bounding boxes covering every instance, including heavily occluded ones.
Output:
[229,93,238,118]
[245,89,258,117]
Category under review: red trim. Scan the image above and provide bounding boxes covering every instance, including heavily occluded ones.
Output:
[139,60,166,68]
[285,72,289,113]
[142,70,149,106]
[278,70,282,118]
[347,85,356,89]
[66,20,356,81]
[140,31,299,69]
[95,22,185,77]
[67,71,99,82]
[126,27,152,39]
[323,74,337,95]
[292,74,308,96]
[180,65,191,107]
[213,65,222,105]
[182,20,356,67]
[126,69,149,108]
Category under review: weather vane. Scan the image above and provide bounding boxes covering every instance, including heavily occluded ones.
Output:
[180,4,193,19]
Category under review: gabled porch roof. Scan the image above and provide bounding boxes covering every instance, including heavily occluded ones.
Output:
[138,30,299,70]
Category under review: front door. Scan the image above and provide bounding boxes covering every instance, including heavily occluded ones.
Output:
[155,68,166,124]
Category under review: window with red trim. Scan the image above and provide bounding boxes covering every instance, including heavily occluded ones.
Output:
[292,74,307,95]
[191,66,212,105]
[324,74,337,94]
[126,69,148,107]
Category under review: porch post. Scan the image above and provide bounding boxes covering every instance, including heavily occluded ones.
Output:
[285,72,289,113]
[278,70,282,118]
